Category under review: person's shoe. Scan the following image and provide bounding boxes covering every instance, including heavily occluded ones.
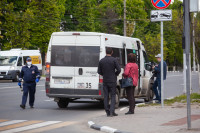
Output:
[153,98,159,100]
[109,112,118,117]
[106,111,110,117]
[30,106,34,109]
[156,101,161,104]
[20,105,25,109]
[125,111,134,115]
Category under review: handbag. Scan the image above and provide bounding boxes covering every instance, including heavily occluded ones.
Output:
[120,77,133,88]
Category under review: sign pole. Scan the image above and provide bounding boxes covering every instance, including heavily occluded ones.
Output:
[183,0,191,129]
[161,21,164,107]
[124,0,126,36]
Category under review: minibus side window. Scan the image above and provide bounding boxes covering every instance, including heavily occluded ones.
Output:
[112,48,122,66]
[143,51,149,70]
[126,49,139,64]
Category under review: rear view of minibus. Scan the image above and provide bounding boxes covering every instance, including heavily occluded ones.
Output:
[46,32,103,108]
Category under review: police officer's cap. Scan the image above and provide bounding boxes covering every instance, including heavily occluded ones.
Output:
[26,57,32,61]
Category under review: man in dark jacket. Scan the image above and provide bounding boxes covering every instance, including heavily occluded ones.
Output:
[152,54,167,103]
[98,47,121,117]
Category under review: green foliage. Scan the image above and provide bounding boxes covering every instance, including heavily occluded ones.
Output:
[0,0,65,53]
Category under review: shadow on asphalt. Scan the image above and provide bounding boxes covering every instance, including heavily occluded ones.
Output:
[53,99,144,111]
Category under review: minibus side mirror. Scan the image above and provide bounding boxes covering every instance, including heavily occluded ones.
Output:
[145,63,152,71]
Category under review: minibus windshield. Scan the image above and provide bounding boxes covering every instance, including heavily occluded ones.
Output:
[0,56,18,66]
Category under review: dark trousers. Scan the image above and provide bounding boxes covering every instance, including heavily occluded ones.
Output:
[153,78,161,101]
[126,86,135,113]
[103,82,116,113]
[22,83,36,106]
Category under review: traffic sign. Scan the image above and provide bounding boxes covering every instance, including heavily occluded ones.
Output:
[151,10,172,22]
[151,0,171,9]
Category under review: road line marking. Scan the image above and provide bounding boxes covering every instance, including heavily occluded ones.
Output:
[44,99,53,102]
[23,121,76,133]
[0,87,17,90]
[37,85,45,87]
[120,107,128,111]
[1,121,61,133]
[0,121,42,131]
[0,120,8,123]
[0,120,27,127]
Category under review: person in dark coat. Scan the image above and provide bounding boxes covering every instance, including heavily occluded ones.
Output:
[97,47,121,117]
[152,54,167,103]
[18,57,40,109]
[123,53,138,115]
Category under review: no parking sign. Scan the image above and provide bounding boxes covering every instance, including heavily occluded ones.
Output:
[151,0,171,9]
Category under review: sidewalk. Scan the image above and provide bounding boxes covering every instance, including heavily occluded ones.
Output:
[89,104,200,133]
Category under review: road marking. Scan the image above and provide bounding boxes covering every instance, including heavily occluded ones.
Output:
[0,120,27,127]
[0,120,8,123]
[23,121,76,133]
[1,121,61,133]
[120,107,128,111]
[37,85,45,87]
[44,99,53,102]
[0,121,42,131]
[0,86,16,89]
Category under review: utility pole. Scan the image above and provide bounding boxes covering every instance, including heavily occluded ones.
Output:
[183,0,191,130]
[192,14,196,72]
[124,0,126,36]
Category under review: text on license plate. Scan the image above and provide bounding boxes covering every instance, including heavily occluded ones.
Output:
[54,79,70,84]
[0,76,3,78]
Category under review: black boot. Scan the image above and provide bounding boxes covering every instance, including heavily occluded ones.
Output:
[109,112,118,117]
[106,111,110,117]
[125,111,134,115]
[20,105,25,109]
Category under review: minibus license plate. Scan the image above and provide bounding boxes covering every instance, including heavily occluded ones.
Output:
[0,76,3,78]
[54,79,70,84]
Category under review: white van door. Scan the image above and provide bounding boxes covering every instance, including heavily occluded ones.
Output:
[74,36,101,93]
[50,36,76,91]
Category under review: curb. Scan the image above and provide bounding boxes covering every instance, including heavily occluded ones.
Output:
[88,121,131,133]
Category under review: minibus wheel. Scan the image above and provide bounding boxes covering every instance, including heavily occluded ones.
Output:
[145,85,154,102]
[115,89,120,109]
[57,98,69,108]
[12,74,19,82]
[109,89,120,109]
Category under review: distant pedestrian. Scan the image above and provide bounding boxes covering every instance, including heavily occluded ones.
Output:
[97,47,121,117]
[18,57,40,109]
[152,54,167,103]
[123,53,138,115]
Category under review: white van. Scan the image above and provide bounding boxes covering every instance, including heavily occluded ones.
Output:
[46,32,154,108]
[0,49,42,82]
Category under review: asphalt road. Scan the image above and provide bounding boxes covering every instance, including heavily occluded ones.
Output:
[0,72,199,133]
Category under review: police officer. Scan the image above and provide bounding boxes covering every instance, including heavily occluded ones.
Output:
[18,57,40,109]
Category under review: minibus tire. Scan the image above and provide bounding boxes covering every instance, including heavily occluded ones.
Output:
[144,85,154,102]
[108,89,120,109]
[115,89,120,109]
[13,74,19,82]
[57,98,69,108]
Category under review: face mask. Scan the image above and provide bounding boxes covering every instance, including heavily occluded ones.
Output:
[27,62,32,66]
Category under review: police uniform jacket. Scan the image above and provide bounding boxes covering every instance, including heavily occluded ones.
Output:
[19,65,40,83]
